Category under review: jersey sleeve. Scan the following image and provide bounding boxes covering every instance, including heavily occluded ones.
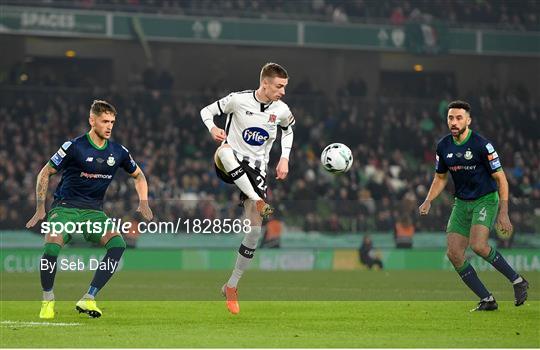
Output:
[48,140,74,171]
[120,145,138,174]
[481,141,502,173]
[217,93,237,115]
[435,142,448,173]
[278,107,295,129]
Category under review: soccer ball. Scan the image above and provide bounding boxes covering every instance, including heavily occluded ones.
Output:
[321,143,353,173]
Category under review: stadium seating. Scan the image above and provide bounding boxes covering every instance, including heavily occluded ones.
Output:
[0,83,538,237]
[5,0,539,30]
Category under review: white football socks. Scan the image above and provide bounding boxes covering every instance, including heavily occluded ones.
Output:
[42,290,54,301]
[82,293,95,300]
[512,276,523,285]
[227,226,263,288]
[217,147,261,201]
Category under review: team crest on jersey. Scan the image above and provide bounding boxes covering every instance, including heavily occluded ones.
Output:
[464,150,473,160]
[268,114,277,123]
[107,156,115,166]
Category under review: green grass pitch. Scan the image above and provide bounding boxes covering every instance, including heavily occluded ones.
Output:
[1,270,539,347]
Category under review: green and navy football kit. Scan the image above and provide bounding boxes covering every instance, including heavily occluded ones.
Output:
[47,133,137,241]
[41,132,137,304]
[435,130,502,236]
[435,129,526,306]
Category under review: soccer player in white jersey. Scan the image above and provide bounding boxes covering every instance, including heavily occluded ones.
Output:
[200,62,295,314]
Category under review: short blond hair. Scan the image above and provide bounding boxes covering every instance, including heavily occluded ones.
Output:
[90,99,117,116]
[260,62,288,81]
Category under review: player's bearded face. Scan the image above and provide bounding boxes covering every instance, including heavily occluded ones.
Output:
[90,112,115,139]
[451,124,467,137]
[447,109,470,137]
[263,77,288,101]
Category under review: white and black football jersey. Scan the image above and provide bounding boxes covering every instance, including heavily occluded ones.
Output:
[215,90,295,171]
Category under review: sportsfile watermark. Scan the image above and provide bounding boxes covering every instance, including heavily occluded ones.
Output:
[40,218,253,236]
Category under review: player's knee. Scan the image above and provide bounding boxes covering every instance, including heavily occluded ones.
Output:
[446,249,463,266]
[214,151,226,172]
[217,146,238,169]
[45,232,64,246]
[470,242,489,257]
[104,235,126,250]
[216,144,232,158]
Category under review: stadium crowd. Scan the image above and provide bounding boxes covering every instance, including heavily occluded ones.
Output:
[5,0,540,30]
[1,79,538,236]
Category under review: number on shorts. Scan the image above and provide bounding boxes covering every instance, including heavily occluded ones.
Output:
[479,207,487,222]
[256,176,267,192]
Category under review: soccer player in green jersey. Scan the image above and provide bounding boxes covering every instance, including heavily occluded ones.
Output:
[419,100,528,311]
[26,100,153,319]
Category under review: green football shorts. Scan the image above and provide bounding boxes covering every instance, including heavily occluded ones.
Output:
[446,192,499,237]
[46,206,110,244]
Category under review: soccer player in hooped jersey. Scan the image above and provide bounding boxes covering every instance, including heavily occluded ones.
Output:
[200,63,294,314]
[419,100,528,311]
[26,100,153,319]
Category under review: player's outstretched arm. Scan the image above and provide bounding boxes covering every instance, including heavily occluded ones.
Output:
[491,170,513,233]
[26,163,57,228]
[130,166,153,221]
[419,172,448,215]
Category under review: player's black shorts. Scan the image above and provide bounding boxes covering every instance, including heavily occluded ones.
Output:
[214,161,267,200]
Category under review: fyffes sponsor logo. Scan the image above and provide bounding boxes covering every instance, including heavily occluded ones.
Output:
[242,127,269,146]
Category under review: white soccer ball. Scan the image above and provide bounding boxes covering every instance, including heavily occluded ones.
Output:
[321,143,353,173]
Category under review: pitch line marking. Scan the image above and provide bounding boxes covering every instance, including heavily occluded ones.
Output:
[1,320,81,327]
